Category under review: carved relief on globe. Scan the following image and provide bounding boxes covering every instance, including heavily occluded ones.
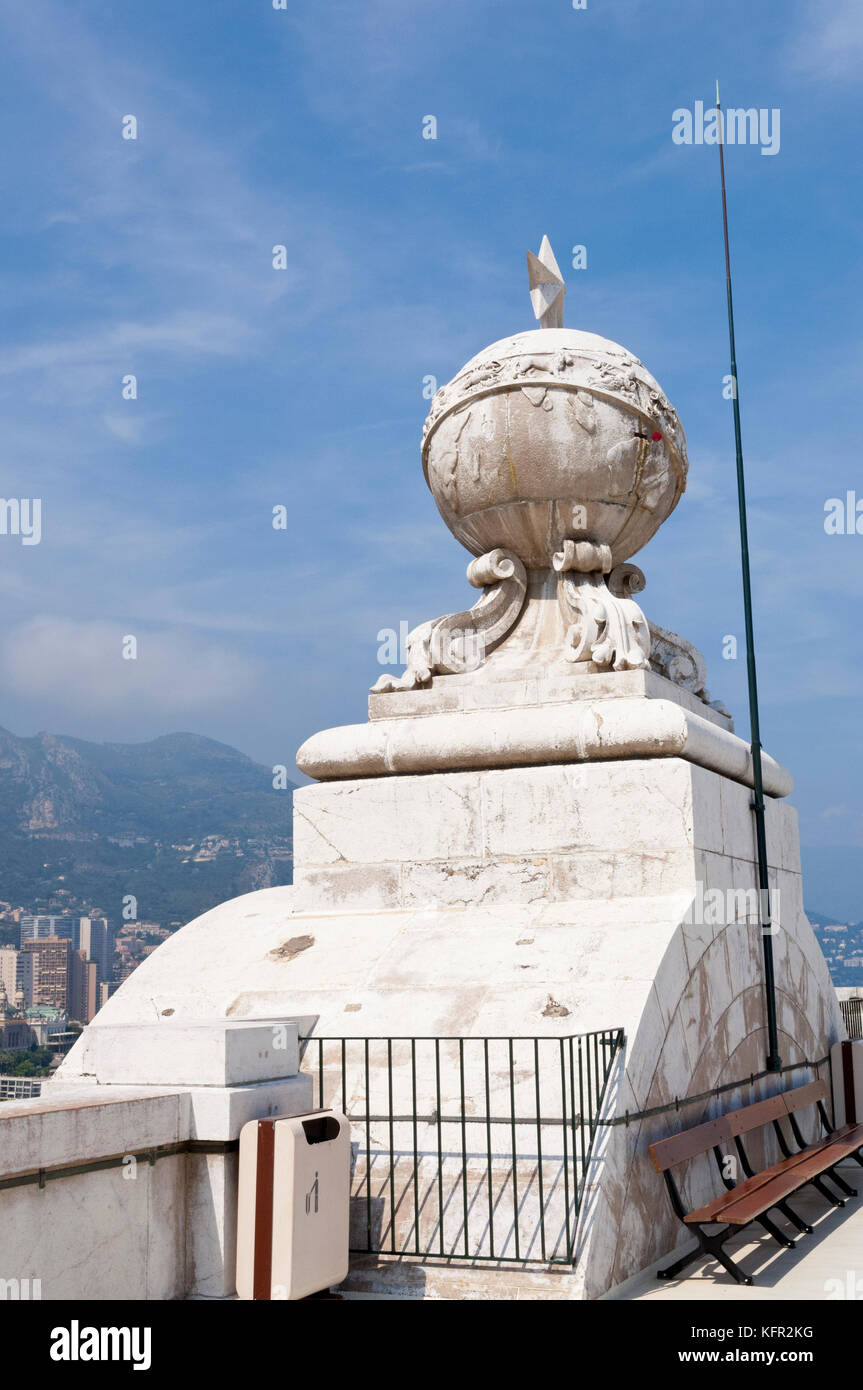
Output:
[422,328,689,570]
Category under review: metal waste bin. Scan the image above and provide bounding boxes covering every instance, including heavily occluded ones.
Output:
[236,1109,350,1300]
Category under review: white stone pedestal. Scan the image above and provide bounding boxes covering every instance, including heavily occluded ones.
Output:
[72,739,842,1298]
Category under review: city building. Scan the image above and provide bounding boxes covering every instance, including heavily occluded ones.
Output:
[17,915,116,997]
[77,917,115,984]
[19,914,79,947]
[97,980,120,1010]
[0,976,69,1051]
[21,936,72,1012]
[24,1006,74,1048]
[0,978,33,1049]
[0,945,35,1006]
[70,950,98,1024]
[17,937,99,1023]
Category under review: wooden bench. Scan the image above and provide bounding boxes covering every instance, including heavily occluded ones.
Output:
[649,1080,863,1285]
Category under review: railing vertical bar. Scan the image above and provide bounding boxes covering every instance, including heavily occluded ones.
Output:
[586,1029,595,1145]
[577,1036,587,1188]
[593,1033,601,1137]
[459,1039,469,1258]
[568,1036,579,1206]
[411,1038,420,1256]
[387,1038,396,1254]
[534,1037,546,1263]
[364,1038,372,1251]
[559,1038,572,1261]
[435,1038,444,1257]
[484,1038,495,1261]
[508,1038,520,1261]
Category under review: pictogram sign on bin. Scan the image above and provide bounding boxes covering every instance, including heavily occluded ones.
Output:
[236,1109,350,1300]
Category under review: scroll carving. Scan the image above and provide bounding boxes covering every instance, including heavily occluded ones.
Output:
[648,622,730,716]
[555,538,651,672]
[371,548,528,693]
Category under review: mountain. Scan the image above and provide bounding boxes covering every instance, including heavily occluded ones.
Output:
[0,727,294,928]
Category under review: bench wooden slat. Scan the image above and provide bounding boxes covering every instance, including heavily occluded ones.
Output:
[831,1121,863,1144]
[685,1123,863,1226]
[684,1165,797,1224]
[649,1115,731,1172]
[684,1136,840,1224]
[710,1168,813,1225]
[651,1081,833,1171]
[791,1123,863,1172]
[782,1080,828,1114]
[724,1092,786,1137]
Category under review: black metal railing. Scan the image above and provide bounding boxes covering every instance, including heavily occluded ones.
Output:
[300,1030,624,1266]
[840,997,863,1041]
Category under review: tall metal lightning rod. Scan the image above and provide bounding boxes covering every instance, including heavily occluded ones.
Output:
[716,80,781,1072]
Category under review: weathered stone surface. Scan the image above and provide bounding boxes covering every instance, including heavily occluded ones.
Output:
[57,1017,300,1088]
[1,1044,313,1301]
[5,243,839,1307]
[58,753,841,1301]
[422,326,687,570]
[369,664,733,731]
[298,696,791,793]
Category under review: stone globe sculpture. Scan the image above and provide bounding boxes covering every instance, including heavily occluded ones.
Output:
[374,238,719,714]
[422,324,688,572]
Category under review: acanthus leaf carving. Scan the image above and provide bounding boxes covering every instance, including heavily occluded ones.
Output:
[647,621,731,717]
[555,540,651,672]
[371,548,528,693]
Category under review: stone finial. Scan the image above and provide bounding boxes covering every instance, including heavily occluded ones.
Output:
[526,235,565,328]
[363,243,723,716]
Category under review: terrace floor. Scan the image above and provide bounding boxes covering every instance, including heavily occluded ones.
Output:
[606,1162,863,1301]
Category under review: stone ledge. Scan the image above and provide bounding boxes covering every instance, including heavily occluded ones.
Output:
[185,1074,313,1140]
[369,666,732,732]
[56,1017,300,1088]
[298,697,792,796]
[0,1087,186,1178]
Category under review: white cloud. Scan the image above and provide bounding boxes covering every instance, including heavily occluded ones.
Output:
[787,0,863,80]
[0,617,260,722]
[101,411,167,446]
[0,313,259,379]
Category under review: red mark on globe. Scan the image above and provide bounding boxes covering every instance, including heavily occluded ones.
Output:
[651,431,662,442]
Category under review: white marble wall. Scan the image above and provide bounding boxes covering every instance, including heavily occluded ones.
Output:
[1,1024,313,1300]
[64,754,842,1299]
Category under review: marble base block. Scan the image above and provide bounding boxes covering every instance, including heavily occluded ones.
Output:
[72,754,842,1298]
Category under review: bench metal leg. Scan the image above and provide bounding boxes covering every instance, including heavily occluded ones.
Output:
[757,1213,796,1250]
[657,1224,753,1286]
[828,1167,858,1198]
[656,1242,703,1281]
[712,1244,754,1286]
[777,1200,813,1235]
[813,1176,846,1208]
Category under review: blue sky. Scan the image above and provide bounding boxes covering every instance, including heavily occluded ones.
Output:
[0,0,861,899]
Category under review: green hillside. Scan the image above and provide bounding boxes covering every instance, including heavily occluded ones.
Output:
[0,728,293,927]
